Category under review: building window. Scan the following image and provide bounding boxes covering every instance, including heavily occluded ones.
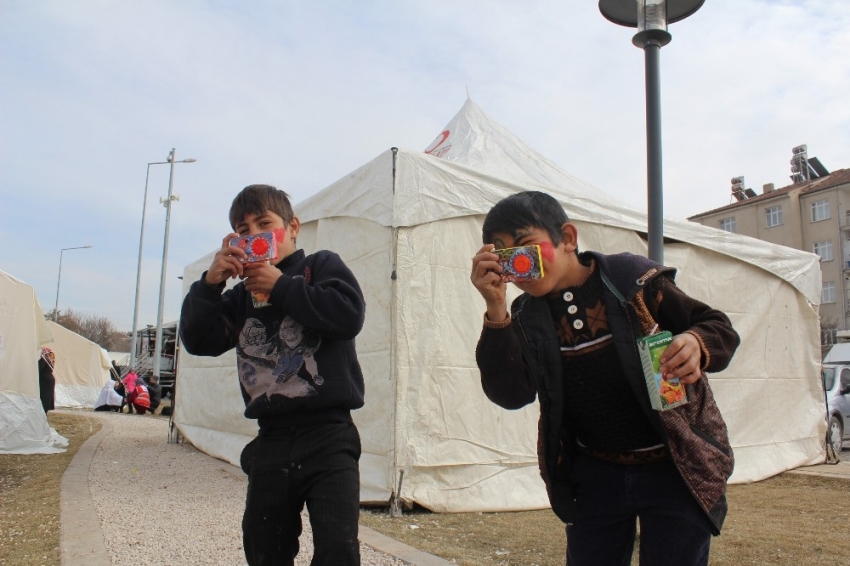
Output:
[718,217,736,233]
[812,199,831,222]
[822,281,836,304]
[814,240,833,262]
[765,205,783,228]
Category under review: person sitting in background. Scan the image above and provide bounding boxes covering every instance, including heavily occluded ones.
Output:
[127,375,151,415]
[38,347,56,413]
[146,376,162,415]
[94,379,124,412]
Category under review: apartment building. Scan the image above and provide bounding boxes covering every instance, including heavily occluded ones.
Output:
[688,149,850,334]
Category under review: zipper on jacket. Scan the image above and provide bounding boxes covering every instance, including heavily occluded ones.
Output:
[636,268,659,286]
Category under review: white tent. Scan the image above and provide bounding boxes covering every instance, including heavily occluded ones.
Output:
[0,270,65,454]
[176,99,824,513]
[46,321,112,408]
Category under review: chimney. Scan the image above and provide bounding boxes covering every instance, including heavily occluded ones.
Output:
[762,183,775,194]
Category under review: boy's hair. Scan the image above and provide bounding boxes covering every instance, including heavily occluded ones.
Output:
[229,184,294,229]
[482,191,570,245]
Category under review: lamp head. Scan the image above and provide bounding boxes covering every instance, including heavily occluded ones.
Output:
[599,0,704,47]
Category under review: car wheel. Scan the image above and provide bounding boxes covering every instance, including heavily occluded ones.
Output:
[828,416,843,455]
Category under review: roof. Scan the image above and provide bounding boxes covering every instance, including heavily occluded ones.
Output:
[689,168,850,219]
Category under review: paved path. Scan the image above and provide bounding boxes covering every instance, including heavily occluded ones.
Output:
[58,410,451,566]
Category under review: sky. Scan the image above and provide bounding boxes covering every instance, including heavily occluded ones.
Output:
[1,0,848,334]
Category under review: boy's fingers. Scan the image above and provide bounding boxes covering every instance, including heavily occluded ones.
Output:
[221,233,239,249]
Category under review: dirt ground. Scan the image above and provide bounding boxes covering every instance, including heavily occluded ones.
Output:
[3,413,848,566]
[361,455,850,566]
[0,412,101,566]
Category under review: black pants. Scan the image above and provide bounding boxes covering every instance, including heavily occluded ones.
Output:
[240,421,361,566]
[566,454,714,566]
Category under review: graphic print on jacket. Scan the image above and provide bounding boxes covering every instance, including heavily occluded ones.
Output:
[237,315,323,402]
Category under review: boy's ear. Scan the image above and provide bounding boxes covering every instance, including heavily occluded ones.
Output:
[560,222,578,253]
[289,216,301,239]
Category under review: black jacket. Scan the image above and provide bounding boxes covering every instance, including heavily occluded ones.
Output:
[180,249,366,427]
[477,252,740,534]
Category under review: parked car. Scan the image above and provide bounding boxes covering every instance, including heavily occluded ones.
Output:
[822,363,850,455]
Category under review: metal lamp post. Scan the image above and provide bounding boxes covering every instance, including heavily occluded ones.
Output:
[599,0,705,263]
[129,155,196,371]
[153,148,195,379]
[54,245,93,319]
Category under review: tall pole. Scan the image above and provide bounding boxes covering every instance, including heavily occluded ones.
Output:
[130,155,195,372]
[644,41,664,263]
[153,149,177,379]
[598,0,704,265]
[130,161,167,370]
[54,245,92,319]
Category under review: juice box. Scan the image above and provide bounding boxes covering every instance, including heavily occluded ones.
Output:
[637,330,688,411]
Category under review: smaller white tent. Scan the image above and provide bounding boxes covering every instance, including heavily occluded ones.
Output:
[0,270,65,454]
[46,321,112,408]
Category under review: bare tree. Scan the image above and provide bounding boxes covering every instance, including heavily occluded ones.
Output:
[51,308,130,352]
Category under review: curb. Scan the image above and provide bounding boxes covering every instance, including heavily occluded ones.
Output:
[359,526,455,566]
[60,414,113,566]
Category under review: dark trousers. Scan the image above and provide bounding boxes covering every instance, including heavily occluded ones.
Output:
[566,454,714,566]
[240,421,361,566]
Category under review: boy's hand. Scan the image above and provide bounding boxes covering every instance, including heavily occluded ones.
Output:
[204,233,247,286]
[243,261,282,296]
[659,332,703,384]
[471,244,508,322]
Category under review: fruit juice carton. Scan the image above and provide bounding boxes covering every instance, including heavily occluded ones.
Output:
[637,330,688,411]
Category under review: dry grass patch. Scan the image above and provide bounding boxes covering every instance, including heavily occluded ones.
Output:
[360,472,850,566]
[0,412,101,566]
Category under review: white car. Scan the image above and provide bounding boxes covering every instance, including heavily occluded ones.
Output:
[822,364,850,455]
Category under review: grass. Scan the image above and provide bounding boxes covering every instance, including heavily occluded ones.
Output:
[360,471,850,566]
[0,412,101,566]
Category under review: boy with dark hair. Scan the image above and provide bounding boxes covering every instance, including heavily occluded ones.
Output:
[180,184,365,565]
[470,191,740,566]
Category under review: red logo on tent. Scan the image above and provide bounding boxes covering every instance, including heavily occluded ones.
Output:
[424,130,452,158]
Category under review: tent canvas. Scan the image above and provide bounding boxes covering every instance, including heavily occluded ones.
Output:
[175,100,824,513]
[46,320,112,408]
[0,270,65,454]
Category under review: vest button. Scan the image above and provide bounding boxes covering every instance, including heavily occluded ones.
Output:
[573,319,584,330]
[562,291,574,302]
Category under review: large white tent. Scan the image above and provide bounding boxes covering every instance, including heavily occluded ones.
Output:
[46,320,112,408]
[0,270,65,454]
[175,100,824,513]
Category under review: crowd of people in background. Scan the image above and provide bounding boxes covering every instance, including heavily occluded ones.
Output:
[93,359,164,415]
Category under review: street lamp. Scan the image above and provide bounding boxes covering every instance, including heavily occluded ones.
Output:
[54,245,93,319]
[129,154,196,371]
[599,0,705,263]
[153,148,195,380]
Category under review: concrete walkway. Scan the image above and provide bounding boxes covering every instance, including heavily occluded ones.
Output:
[785,459,850,480]
[58,410,451,566]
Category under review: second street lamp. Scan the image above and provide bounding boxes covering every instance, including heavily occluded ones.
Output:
[54,245,93,319]
[599,0,705,263]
